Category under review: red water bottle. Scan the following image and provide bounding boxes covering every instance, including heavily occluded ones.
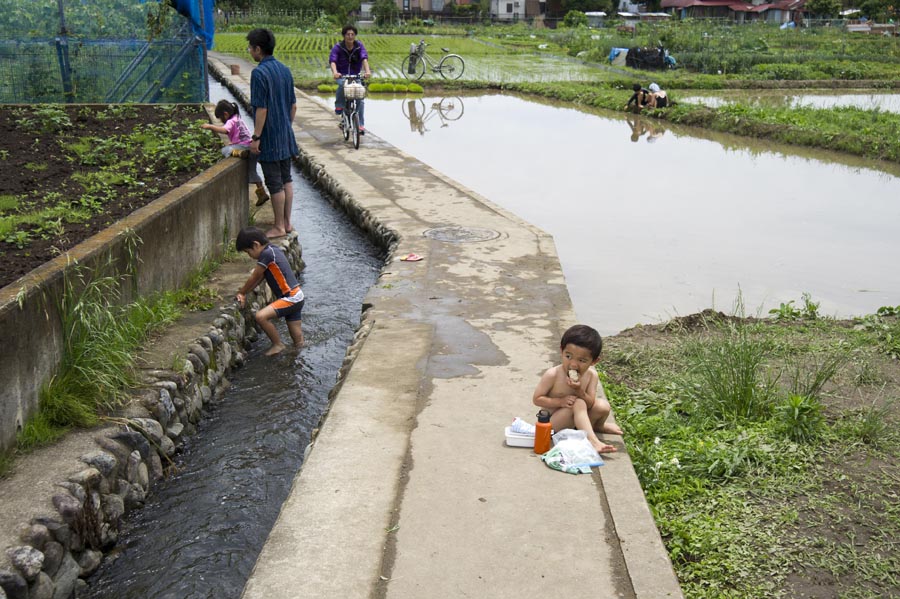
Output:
[534,409,552,454]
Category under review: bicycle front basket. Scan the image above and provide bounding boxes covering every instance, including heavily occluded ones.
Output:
[344,83,367,100]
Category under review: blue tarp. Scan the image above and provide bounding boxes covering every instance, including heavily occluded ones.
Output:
[142,0,215,49]
[174,0,214,49]
[609,47,629,62]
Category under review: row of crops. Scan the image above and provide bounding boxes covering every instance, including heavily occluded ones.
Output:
[216,32,608,82]
[215,25,900,83]
[215,32,516,56]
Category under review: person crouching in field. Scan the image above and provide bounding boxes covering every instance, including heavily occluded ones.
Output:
[235,227,305,356]
[532,324,623,453]
[625,83,649,113]
[647,82,669,109]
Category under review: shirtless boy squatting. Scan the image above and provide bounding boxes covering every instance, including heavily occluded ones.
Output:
[532,324,623,453]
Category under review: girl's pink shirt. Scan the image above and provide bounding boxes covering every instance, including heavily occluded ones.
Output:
[224,113,252,145]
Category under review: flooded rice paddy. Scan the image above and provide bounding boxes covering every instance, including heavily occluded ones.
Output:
[279,52,607,82]
[678,90,900,113]
[314,91,900,335]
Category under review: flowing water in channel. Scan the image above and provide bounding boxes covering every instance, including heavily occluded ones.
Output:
[84,81,383,599]
[316,92,900,335]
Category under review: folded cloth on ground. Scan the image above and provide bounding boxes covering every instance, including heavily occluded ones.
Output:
[509,417,536,435]
[541,429,604,474]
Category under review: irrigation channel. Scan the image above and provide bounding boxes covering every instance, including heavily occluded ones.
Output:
[83,81,383,598]
[313,91,900,335]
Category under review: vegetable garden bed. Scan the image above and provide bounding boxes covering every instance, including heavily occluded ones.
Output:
[0,104,219,290]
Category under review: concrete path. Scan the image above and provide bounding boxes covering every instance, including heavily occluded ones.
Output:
[209,53,681,599]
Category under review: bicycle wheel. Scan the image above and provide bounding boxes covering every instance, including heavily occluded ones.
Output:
[438,97,464,121]
[437,55,464,80]
[342,109,350,141]
[401,55,426,81]
[351,111,360,149]
[401,98,427,120]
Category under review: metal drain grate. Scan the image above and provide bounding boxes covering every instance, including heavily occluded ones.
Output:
[423,226,500,243]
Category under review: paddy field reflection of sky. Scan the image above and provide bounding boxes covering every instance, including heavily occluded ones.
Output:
[313,92,900,335]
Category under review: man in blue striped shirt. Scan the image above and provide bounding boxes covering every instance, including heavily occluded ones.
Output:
[247,29,299,238]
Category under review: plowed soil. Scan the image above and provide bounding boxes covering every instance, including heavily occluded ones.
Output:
[0,104,215,290]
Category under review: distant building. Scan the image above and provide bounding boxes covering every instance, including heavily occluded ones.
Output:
[660,0,806,23]
[585,11,607,26]
[491,0,526,20]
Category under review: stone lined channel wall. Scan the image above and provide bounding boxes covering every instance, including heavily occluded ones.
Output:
[0,237,304,599]
[0,133,304,599]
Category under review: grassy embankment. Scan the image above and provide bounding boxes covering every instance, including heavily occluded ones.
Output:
[600,300,900,598]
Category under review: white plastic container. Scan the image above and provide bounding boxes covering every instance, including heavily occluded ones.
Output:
[504,426,535,448]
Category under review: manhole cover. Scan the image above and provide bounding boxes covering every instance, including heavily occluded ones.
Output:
[423,226,500,243]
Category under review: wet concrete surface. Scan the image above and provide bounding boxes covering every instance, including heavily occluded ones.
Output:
[208,52,682,599]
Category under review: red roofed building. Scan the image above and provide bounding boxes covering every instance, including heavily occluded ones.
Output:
[661,0,805,23]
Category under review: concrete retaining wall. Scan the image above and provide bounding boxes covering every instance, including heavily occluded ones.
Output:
[0,158,249,454]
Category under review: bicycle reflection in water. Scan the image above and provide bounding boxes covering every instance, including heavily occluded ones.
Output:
[401,97,465,136]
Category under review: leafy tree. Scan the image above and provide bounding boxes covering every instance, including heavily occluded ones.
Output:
[858,0,890,20]
[561,0,613,14]
[563,9,588,26]
[804,0,841,16]
[373,0,399,24]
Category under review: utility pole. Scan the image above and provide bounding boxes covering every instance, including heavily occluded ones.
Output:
[55,0,74,101]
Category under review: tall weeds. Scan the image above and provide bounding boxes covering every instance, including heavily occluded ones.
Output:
[683,320,777,421]
[20,264,181,447]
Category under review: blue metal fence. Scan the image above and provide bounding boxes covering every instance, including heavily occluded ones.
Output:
[0,0,209,103]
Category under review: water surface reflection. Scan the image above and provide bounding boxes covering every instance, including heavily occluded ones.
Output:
[678,91,900,113]
[322,93,900,335]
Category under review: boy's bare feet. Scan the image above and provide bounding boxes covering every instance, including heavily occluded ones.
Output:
[590,438,617,453]
[265,227,286,238]
[600,422,624,435]
[264,343,286,356]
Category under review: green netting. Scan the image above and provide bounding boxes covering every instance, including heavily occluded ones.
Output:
[0,0,207,103]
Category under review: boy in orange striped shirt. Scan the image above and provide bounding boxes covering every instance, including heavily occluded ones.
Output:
[235,227,305,356]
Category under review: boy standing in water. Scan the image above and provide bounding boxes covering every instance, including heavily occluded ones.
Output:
[235,227,305,356]
[532,324,622,453]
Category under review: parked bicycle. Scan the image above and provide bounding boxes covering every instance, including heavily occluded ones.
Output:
[339,75,366,149]
[402,40,465,81]
[401,97,464,135]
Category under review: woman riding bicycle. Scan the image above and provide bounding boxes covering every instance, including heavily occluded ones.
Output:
[329,25,371,134]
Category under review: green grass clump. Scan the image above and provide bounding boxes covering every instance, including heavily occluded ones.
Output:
[681,320,777,421]
[19,263,182,448]
[775,393,824,442]
[837,397,897,448]
[0,194,19,212]
[15,248,231,450]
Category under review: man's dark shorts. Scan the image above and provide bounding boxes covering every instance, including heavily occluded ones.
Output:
[260,158,293,195]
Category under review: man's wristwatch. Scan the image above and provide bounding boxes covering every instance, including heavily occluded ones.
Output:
[251,134,260,141]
